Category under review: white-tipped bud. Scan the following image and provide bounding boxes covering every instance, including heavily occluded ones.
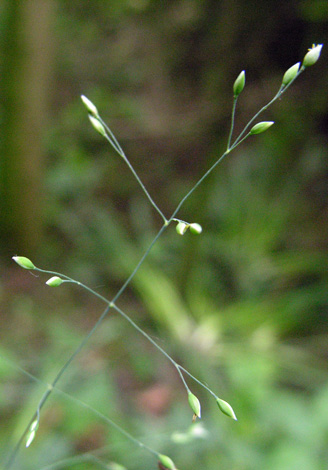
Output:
[158,454,177,470]
[188,391,201,419]
[233,70,245,97]
[282,62,300,86]
[250,121,274,135]
[81,95,99,117]
[88,115,106,137]
[189,223,202,234]
[46,276,63,287]
[26,430,36,448]
[12,256,35,270]
[26,419,39,448]
[176,221,189,236]
[302,44,323,68]
[216,398,237,420]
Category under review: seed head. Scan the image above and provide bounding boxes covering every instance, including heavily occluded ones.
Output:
[12,256,35,270]
[250,121,274,135]
[188,391,201,419]
[81,95,99,117]
[302,44,323,68]
[233,70,246,97]
[282,62,300,86]
[216,397,237,420]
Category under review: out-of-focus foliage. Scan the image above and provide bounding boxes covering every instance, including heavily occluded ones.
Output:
[0,1,328,469]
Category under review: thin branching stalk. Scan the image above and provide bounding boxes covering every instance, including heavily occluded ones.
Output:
[1,354,161,469]
[8,45,322,469]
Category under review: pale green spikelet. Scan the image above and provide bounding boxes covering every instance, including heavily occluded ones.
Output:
[188,391,201,419]
[12,256,35,270]
[282,62,300,86]
[233,70,245,97]
[216,397,237,420]
[46,276,64,287]
[250,121,274,135]
[81,95,99,117]
[302,44,323,67]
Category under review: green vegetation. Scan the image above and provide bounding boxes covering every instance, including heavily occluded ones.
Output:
[0,2,327,470]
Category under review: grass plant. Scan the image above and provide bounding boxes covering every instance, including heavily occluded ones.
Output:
[5,45,323,470]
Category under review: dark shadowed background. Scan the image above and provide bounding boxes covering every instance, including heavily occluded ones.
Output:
[0,1,328,469]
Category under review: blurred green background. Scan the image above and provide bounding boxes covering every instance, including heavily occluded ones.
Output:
[0,1,328,469]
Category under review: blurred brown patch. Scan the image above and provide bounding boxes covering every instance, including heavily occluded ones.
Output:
[136,383,172,416]
[74,423,107,453]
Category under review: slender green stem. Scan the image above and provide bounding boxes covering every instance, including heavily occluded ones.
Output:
[1,354,160,469]
[34,266,198,395]
[112,304,190,393]
[4,386,53,469]
[227,96,238,151]
[168,70,305,221]
[99,117,167,223]
[6,226,173,467]
[112,304,176,366]
[37,268,110,304]
[114,144,167,224]
[99,116,126,156]
[176,366,190,392]
[111,223,168,303]
[178,365,217,399]
[8,62,311,467]
[72,392,159,458]
[229,131,251,151]
[231,69,304,150]
[169,150,230,221]
[39,224,168,389]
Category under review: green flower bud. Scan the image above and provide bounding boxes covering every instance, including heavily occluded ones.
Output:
[158,454,177,470]
[302,44,323,68]
[282,62,300,86]
[216,398,237,420]
[26,419,39,448]
[26,430,36,448]
[189,223,202,234]
[110,464,127,470]
[233,70,245,97]
[176,221,189,236]
[188,391,201,419]
[81,95,99,117]
[46,276,63,287]
[12,256,35,270]
[250,121,274,135]
[88,115,106,137]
